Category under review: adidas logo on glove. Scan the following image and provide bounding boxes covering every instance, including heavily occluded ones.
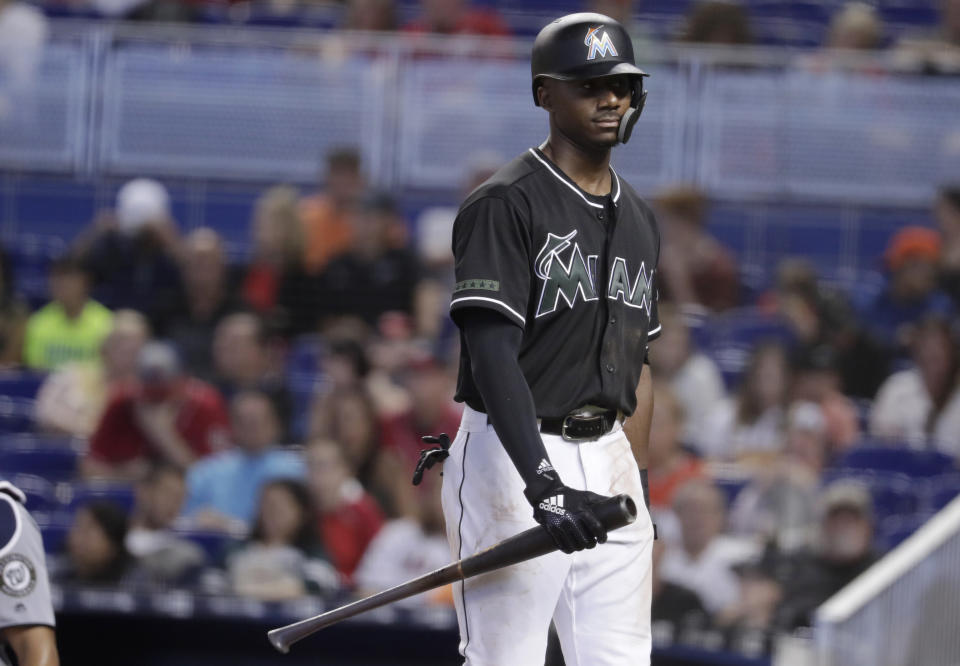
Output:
[538,495,566,515]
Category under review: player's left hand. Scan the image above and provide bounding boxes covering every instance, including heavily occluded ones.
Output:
[528,484,611,554]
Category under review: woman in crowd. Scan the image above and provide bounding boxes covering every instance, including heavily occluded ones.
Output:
[58,501,134,586]
[696,343,791,462]
[227,479,337,600]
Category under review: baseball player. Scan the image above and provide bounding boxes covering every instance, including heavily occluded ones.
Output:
[0,481,59,666]
[440,12,660,666]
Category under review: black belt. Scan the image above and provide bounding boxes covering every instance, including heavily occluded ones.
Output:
[540,409,620,441]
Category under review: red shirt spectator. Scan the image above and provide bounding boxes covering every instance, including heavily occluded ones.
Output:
[318,488,385,580]
[307,438,385,582]
[83,342,230,479]
[379,406,461,469]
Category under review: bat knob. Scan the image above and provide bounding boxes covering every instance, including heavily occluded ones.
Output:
[267,629,291,654]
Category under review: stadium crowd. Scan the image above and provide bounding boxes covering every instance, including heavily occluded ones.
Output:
[0,0,959,660]
[0,140,958,656]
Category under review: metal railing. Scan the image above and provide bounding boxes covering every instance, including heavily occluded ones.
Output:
[1,21,958,205]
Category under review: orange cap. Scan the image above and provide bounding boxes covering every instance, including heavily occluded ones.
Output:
[885,226,941,271]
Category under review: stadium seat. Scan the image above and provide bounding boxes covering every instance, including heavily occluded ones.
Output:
[0,435,81,481]
[7,473,59,512]
[0,397,35,434]
[834,446,955,479]
[875,512,934,552]
[927,475,960,512]
[821,470,921,518]
[37,515,73,554]
[175,529,243,565]
[0,371,47,399]
[65,481,136,514]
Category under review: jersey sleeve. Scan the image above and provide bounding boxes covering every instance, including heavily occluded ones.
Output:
[449,196,530,328]
[0,494,55,630]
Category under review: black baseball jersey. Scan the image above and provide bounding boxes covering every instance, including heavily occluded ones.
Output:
[450,147,661,418]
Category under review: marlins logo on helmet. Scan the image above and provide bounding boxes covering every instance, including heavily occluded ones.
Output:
[584,26,619,60]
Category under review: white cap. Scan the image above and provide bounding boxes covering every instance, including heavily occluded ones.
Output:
[788,401,826,435]
[116,178,171,233]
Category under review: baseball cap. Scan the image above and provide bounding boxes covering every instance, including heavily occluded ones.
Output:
[787,401,826,434]
[116,178,171,233]
[884,226,941,271]
[820,481,873,521]
[137,342,182,383]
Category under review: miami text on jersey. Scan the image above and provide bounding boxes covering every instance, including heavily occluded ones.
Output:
[534,230,653,318]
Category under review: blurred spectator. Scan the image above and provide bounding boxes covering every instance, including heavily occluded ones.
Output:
[648,383,706,510]
[305,438,384,582]
[764,258,889,399]
[894,0,960,74]
[651,539,711,649]
[0,243,28,367]
[82,342,230,480]
[299,148,364,274]
[126,463,206,586]
[35,309,149,437]
[655,186,740,312]
[314,192,422,328]
[695,343,790,462]
[681,1,752,45]
[826,2,883,50]
[227,479,338,601]
[354,474,450,605]
[728,402,827,550]
[184,391,304,532]
[591,0,634,26]
[717,551,785,655]
[0,0,47,97]
[378,351,460,471]
[342,0,397,31]
[23,255,113,370]
[648,302,726,443]
[211,312,291,437]
[659,479,742,616]
[161,228,241,378]
[790,345,860,452]
[403,0,510,36]
[310,387,385,492]
[869,316,960,456]
[857,226,954,354]
[777,481,878,629]
[937,185,960,309]
[241,185,315,337]
[57,501,134,586]
[79,179,183,326]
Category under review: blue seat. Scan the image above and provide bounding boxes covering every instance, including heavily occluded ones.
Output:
[175,529,243,564]
[0,396,36,434]
[6,473,59,512]
[37,515,72,554]
[821,470,920,519]
[66,481,136,514]
[835,446,955,479]
[927,475,960,512]
[0,435,80,481]
[875,512,932,552]
[0,371,47,399]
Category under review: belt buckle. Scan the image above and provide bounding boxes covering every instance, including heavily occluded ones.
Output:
[561,414,603,442]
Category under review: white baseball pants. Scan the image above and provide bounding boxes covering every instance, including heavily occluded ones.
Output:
[440,405,654,666]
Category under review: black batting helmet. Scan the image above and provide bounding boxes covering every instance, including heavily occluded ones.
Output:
[531,13,649,144]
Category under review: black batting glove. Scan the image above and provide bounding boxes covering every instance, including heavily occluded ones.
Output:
[412,433,451,486]
[525,482,610,554]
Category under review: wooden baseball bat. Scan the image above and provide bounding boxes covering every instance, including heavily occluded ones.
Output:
[267,493,637,654]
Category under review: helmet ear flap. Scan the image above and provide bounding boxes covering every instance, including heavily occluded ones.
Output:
[618,79,647,144]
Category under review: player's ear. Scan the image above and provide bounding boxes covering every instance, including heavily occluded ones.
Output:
[537,80,553,111]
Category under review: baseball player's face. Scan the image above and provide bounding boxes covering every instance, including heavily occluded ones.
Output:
[544,75,632,149]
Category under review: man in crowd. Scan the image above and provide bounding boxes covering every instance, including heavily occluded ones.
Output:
[183,391,303,532]
[23,255,113,370]
[82,342,230,480]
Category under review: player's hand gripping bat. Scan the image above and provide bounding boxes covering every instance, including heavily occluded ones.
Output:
[267,493,637,654]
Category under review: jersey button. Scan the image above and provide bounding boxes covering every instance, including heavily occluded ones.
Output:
[596,212,604,220]
[609,317,616,325]
[606,364,615,373]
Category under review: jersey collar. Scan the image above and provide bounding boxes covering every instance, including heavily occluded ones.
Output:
[529,148,621,210]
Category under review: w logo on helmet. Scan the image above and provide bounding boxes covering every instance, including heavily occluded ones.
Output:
[584,26,618,60]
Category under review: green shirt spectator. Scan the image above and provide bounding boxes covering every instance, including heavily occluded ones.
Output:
[23,255,113,370]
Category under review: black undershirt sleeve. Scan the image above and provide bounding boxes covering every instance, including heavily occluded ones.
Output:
[460,308,559,501]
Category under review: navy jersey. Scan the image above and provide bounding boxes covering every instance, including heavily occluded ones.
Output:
[450,147,661,418]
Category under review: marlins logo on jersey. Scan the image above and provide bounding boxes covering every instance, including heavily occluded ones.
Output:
[584,26,618,60]
[534,230,654,318]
